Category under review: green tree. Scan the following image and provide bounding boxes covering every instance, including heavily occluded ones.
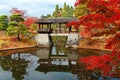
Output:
[7,14,27,41]
[30,23,37,31]
[7,22,27,41]
[10,14,24,22]
[51,2,75,17]
[61,2,67,17]
[67,6,75,17]
[47,14,52,18]
[0,15,9,30]
[61,2,74,17]
[52,4,60,17]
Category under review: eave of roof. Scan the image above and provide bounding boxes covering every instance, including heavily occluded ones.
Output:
[34,17,78,24]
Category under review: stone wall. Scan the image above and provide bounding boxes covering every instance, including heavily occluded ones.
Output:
[66,33,79,48]
[35,34,50,47]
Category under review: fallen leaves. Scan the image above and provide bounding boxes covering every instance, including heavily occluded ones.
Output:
[0,32,37,50]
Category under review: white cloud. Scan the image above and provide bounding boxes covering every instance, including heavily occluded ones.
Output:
[0,5,10,10]
[0,0,76,17]
[0,5,11,15]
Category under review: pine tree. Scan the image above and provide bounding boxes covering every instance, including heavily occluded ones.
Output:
[7,14,27,41]
[0,15,9,30]
[52,4,60,17]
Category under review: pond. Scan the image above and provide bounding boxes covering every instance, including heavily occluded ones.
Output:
[0,36,119,80]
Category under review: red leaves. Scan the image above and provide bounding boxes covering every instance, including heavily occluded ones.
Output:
[80,54,111,70]
[69,0,120,38]
[88,0,120,14]
[66,21,77,27]
[80,52,120,77]
[105,38,115,49]
[73,0,120,77]
[109,14,120,25]
[67,14,108,37]
[74,0,81,6]
[23,17,39,29]
[74,0,88,6]
[67,14,107,28]
[105,33,120,50]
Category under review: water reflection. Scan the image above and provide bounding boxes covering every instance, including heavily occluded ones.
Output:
[0,36,119,80]
[0,52,30,80]
[0,47,78,80]
[0,47,119,80]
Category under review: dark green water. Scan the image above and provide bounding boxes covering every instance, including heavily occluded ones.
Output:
[0,36,119,80]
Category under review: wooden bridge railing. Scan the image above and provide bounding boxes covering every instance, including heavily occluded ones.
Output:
[37,27,78,34]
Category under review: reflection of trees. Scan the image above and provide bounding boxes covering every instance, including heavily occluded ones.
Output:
[0,53,29,80]
[78,49,110,57]
[66,63,101,80]
[0,55,12,71]
[52,36,67,54]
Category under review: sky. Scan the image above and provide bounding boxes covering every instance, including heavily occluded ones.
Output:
[0,0,75,18]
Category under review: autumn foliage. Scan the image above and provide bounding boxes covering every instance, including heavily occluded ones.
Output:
[68,0,120,77]
[70,0,120,49]
[23,17,39,29]
[80,51,120,76]
[10,8,39,30]
[70,0,120,37]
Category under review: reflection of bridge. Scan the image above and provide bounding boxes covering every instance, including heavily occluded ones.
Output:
[34,17,80,47]
[35,47,80,74]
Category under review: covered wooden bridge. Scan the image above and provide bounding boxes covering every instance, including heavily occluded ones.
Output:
[34,17,78,33]
[34,17,80,47]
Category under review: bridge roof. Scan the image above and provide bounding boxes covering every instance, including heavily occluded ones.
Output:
[34,17,78,24]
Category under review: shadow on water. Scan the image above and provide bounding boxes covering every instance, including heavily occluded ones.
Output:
[0,36,119,80]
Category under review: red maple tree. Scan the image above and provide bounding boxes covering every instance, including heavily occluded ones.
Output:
[10,8,39,29]
[23,17,39,29]
[10,8,27,18]
[68,0,120,77]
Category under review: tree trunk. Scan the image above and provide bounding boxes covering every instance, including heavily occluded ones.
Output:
[18,53,21,61]
[17,34,21,41]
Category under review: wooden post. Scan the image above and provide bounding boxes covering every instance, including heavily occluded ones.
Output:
[59,23,61,33]
[47,24,50,29]
[42,24,43,29]
[50,24,52,33]
[39,24,40,29]
[69,26,72,33]
[50,24,51,29]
